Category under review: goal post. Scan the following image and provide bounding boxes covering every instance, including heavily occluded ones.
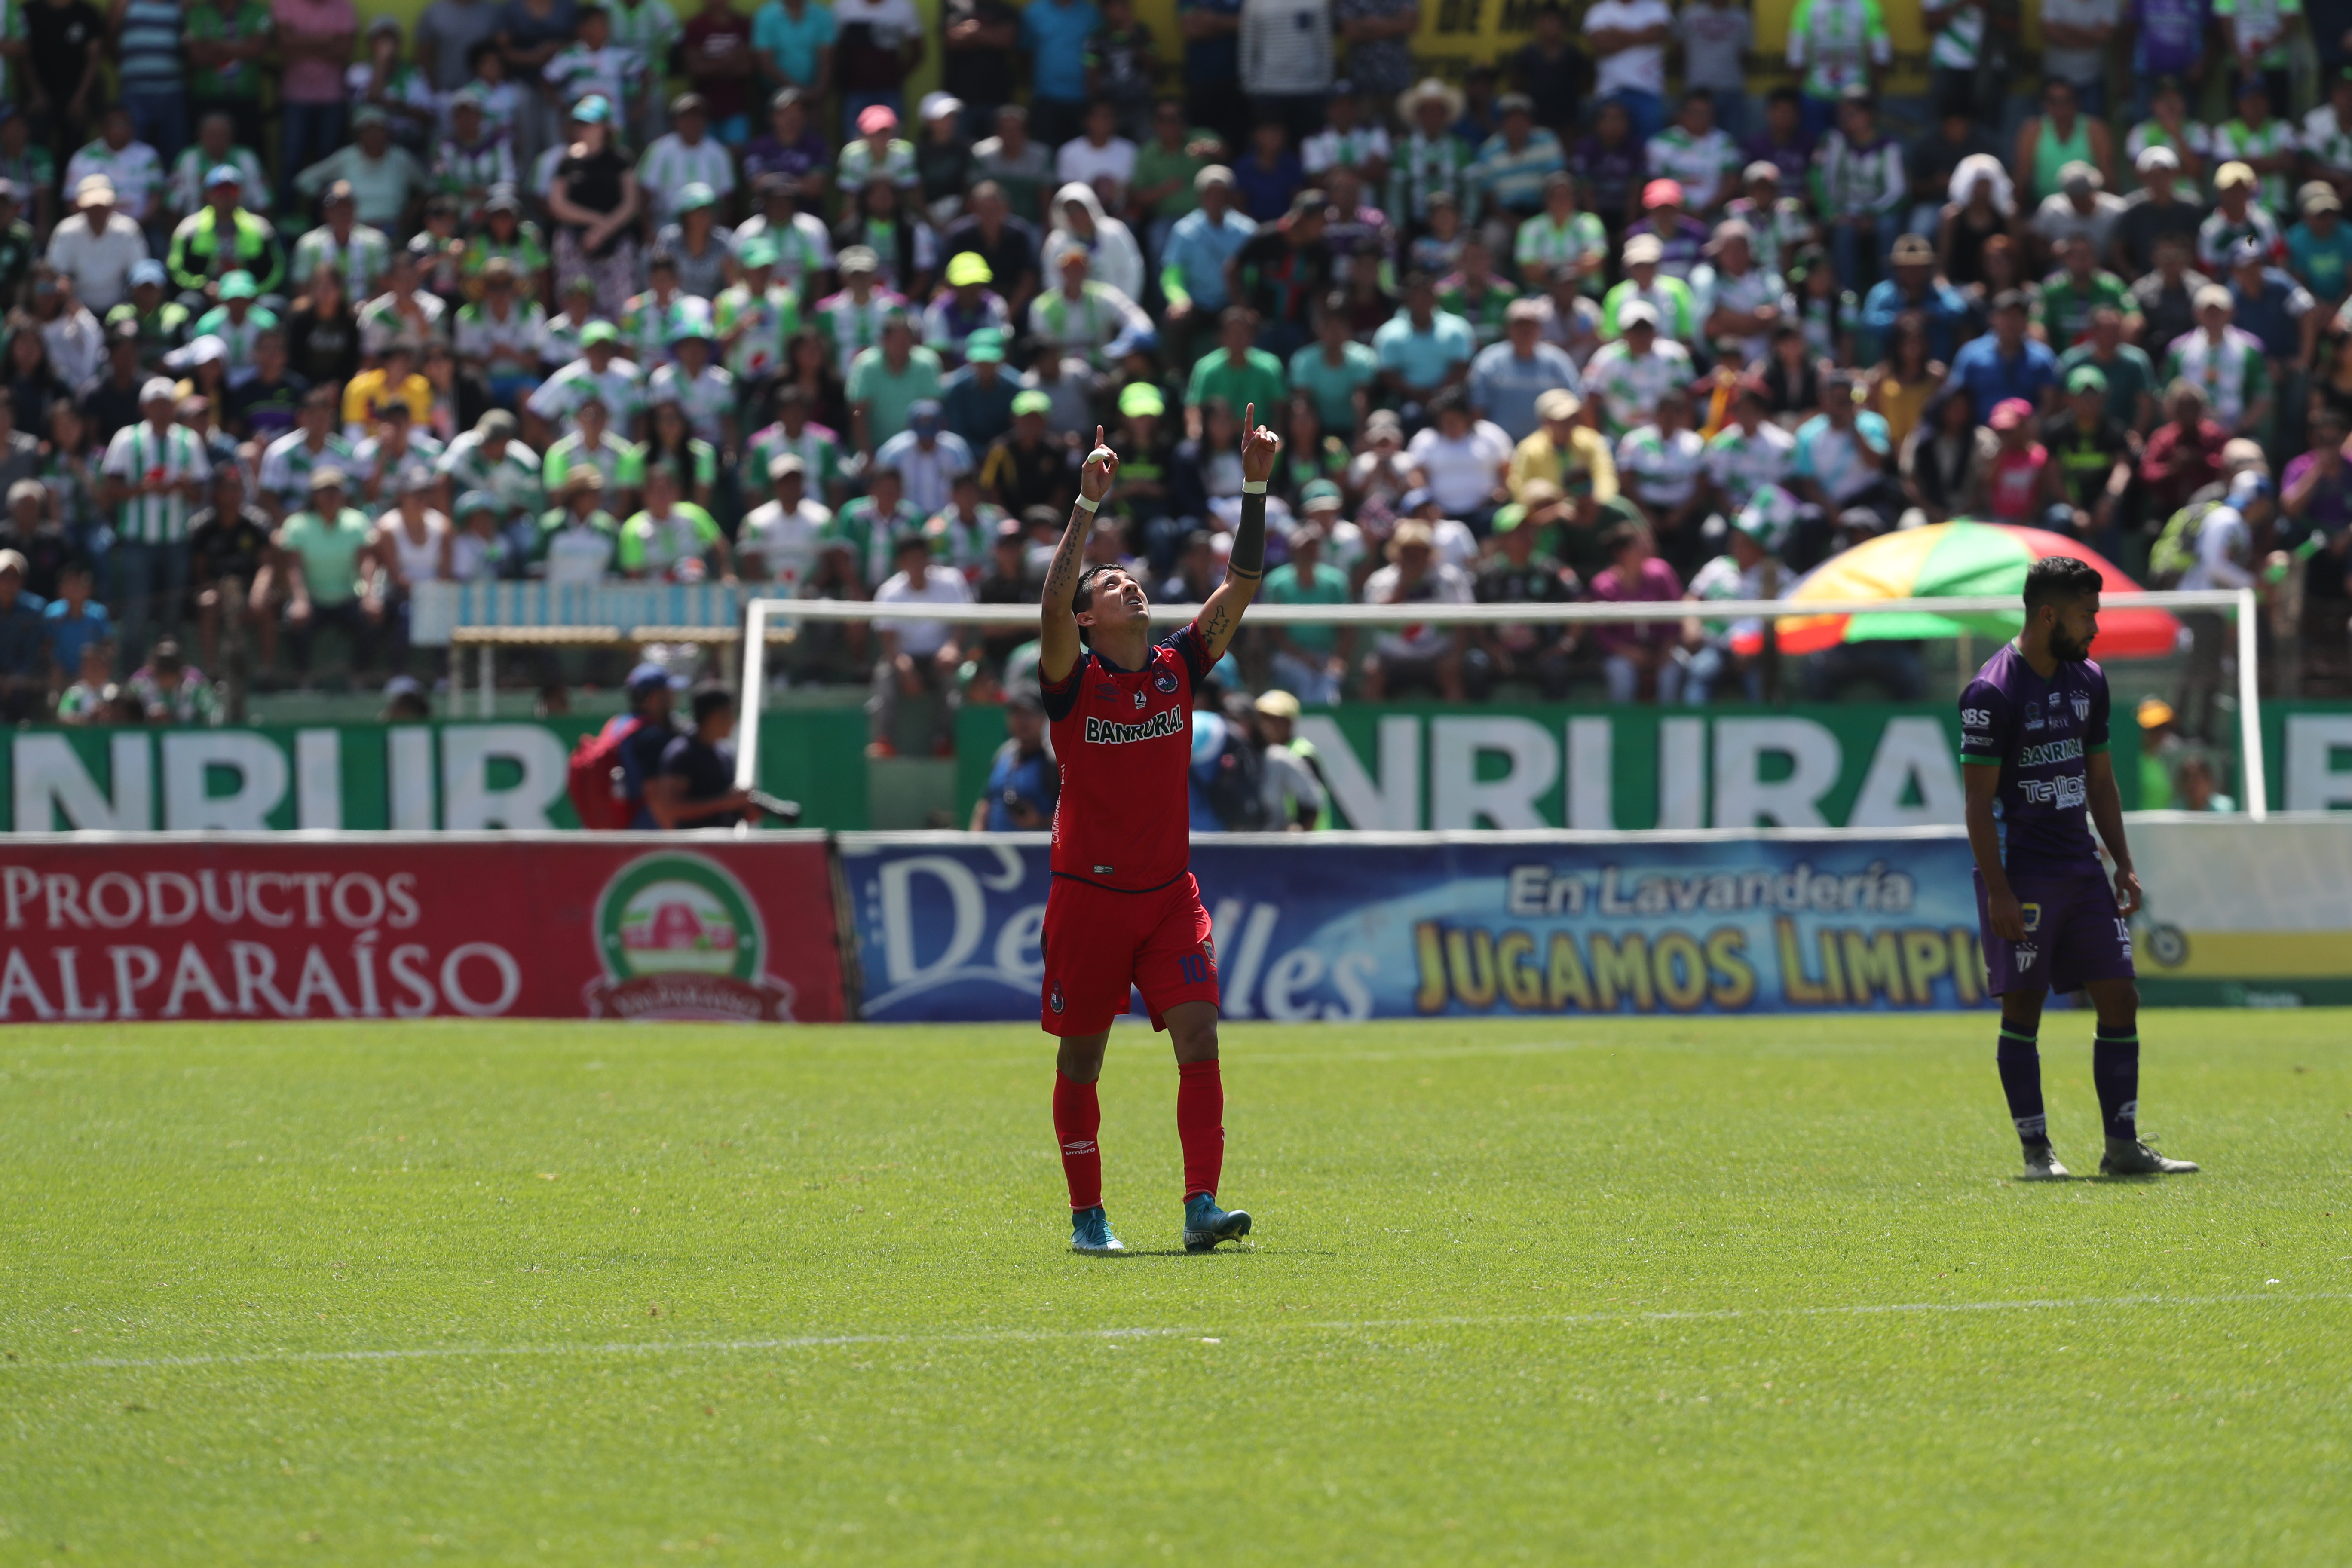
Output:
[736,587,2267,822]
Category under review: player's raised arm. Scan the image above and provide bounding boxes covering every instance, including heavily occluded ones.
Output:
[1196,401,1279,663]
[1038,426,1119,681]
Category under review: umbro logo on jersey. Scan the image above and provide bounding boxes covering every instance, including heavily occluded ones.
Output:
[1061,1139,1096,1155]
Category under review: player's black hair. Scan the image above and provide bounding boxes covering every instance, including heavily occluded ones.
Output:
[2024,556,2103,616]
[1070,564,1118,648]
[690,683,735,724]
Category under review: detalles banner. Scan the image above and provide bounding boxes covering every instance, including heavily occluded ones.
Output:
[838,830,1991,1024]
[0,835,848,1024]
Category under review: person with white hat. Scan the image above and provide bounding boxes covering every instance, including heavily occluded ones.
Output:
[99,374,212,666]
[44,175,150,314]
[2111,144,2203,279]
[1582,297,1695,439]
[1600,232,1696,341]
[1389,79,1473,231]
[2162,284,2273,436]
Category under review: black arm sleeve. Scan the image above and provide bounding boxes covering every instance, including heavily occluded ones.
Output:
[1229,489,1265,579]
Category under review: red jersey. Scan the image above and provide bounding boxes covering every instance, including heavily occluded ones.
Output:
[1038,622,1214,893]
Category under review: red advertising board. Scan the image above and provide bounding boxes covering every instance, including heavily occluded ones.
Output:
[0,833,847,1023]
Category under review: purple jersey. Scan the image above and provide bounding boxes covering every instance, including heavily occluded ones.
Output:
[1958,642,2112,876]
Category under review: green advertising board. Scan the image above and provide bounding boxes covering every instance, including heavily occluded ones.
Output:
[0,711,870,832]
[960,702,2149,831]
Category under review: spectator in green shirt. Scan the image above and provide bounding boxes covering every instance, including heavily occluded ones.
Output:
[184,0,276,158]
[1260,514,1351,701]
[1182,305,1286,440]
[846,311,946,456]
[1287,291,1378,435]
[1128,98,1220,254]
[273,466,386,679]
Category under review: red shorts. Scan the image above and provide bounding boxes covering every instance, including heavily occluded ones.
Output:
[1039,872,1219,1035]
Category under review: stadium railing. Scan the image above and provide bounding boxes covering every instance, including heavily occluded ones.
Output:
[735,589,2269,824]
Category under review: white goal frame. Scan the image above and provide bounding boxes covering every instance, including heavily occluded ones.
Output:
[736,587,2269,823]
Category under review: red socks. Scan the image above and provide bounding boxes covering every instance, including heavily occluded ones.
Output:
[1052,1072,1102,1211]
[1057,1061,1225,1208]
[1176,1060,1224,1202]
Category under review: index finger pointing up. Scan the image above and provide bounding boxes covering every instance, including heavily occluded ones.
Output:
[1245,402,1255,433]
[1095,425,1105,450]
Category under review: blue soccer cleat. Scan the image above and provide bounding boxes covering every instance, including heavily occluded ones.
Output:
[1071,1205,1125,1254]
[1183,1193,1252,1253]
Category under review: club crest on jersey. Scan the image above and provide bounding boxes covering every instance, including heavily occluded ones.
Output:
[1154,669,1179,694]
[2015,942,2039,972]
[2072,693,2091,724]
[1200,934,1216,966]
[1049,982,1065,1014]
[2021,902,2042,933]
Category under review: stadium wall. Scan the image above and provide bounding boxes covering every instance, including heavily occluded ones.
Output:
[5,821,2345,1024]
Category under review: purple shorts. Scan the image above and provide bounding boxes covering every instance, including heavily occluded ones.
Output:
[1975,870,2136,996]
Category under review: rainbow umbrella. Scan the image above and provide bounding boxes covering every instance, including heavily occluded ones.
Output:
[1735,521,2184,659]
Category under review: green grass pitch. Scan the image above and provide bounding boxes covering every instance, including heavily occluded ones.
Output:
[4,1012,2350,1565]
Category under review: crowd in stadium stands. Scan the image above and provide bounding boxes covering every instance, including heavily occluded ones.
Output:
[0,0,2348,763]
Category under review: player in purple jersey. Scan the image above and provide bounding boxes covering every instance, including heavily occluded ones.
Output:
[1960,557,2200,1181]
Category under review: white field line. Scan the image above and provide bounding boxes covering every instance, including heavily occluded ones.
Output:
[13,1291,2349,1375]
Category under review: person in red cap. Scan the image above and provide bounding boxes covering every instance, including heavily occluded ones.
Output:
[1625,175,1710,279]
[1983,397,2053,522]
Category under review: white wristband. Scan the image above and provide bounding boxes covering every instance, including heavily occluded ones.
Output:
[1240,480,1268,494]
[1074,493,1100,513]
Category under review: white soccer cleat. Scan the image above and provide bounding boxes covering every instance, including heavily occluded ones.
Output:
[2020,1143,2070,1181]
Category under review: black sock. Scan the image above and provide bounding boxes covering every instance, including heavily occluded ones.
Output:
[1997,1027,2046,1146]
[2093,1029,2139,1142]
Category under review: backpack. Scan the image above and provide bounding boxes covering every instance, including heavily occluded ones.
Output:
[2147,499,2219,588]
[1194,720,1268,832]
[567,715,644,830]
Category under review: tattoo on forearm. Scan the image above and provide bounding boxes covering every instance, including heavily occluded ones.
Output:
[1041,516,1087,610]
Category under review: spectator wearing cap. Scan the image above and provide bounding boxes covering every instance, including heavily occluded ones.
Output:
[739,451,830,585]
[1813,86,1904,296]
[980,388,1074,514]
[937,324,1017,447]
[1467,92,1565,231]
[2041,363,2135,548]
[1030,242,1153,369]
[188,271,274,366]
[839,101,920,195]
[1468,298,1580,445]
[99,373,210,665]
[2164,282,2275,437]
[293,107,430,234]
[1856,232,1964,364]
[46,176,149,314]
[1979,394,2053,521]
[454,256,547,404]
[2028,160,2128,275]
[542,95,641,318]
[536,468,624,585]
[971,683,1057,829]
[527,318,645,444]
[2226,233,2317,393]
[870,397,971,516]
[2111,145,2203,279]
[1681,487,1788,704]
[168,112,271,224]
[811,244,899,371]
[289,182,393,302]
[2036,233,2136,352]
[1693,219,1792,367]
[1625,177,1711,282]
[644,302,735,447]
[2289,182,2352,308]
[845,308,942,456]
[1357,518,1469,699]
[1585,297,1697,442]
[1465,496,1579,701]
[920,250,1011,366]
[1390,79,1474,233]
[2199,161,2284,274]
[1950,288,2060,423]
[710,236,792,385]
[1645,89,1741,217]
[1600,233,1695,342]
[658,183,738,300]
[436,407,543,527]
[167,164,282,304]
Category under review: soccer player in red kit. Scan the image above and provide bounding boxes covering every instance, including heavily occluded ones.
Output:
[1035,407,1283,1254]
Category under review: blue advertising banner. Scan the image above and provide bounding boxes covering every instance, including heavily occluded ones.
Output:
[836,830,1994,1023]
